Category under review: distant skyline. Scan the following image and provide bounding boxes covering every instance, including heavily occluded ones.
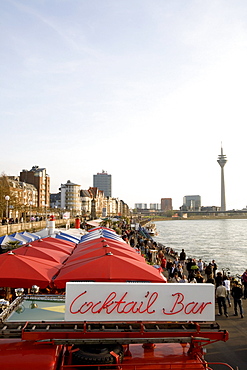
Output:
[1,1,247,210]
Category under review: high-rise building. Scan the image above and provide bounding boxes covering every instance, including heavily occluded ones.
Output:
[135,203,147,209]
[182,195,201,211]
[217,145,227,211]
[150,203,160,210]
[19,166,50,208]
[161,198,172,211]
[93,170,112,197]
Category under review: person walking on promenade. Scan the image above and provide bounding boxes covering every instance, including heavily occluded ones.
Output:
[174,257,179,267]
[195,271,204,283]
[179,274,188,283]
[169,262,178,279]
[216,281,228,317]
[176,263,183,279]
[179,249,186,266]
[157,250,164,265]
[198,259,204,273]
[160,256,167,269]
[206,274,215,285]
[215,272,223,288]
[210,260,218,278]
[205,263,213,280]
[223,276,231,307]
[231,281,244,318]
[166,259,173,279]
[187,258,198,282]
[171,272,181,283]
[189,259,199,282]
[186,258,193,275]
[241,269,247,299]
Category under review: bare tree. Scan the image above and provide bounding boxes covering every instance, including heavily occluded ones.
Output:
[0,173,25,220]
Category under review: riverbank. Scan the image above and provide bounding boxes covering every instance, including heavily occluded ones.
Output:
[151,214,247,221]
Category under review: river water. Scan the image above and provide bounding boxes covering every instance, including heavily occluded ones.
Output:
[153,219,247,277]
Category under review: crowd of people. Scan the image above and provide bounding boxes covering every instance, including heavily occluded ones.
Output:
[1,216,45,225]
[121,225,246,320]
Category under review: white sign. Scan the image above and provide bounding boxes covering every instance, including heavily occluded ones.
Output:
[65,282,215,322]
[63,212,70,220]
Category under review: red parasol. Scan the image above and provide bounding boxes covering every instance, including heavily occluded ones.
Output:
[0,252,61,288]
[29,238,75,255]
[66,245,145,264]
[14,244,68,263]
[73,243,137,254]
[44,236,75,246]
[53,253,166,289]
[76,238,135,252]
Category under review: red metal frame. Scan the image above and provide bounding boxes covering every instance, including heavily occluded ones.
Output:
[0,320,234,370]
[59,345,235,370]
[21,321,229,346]
[19,320,230,366]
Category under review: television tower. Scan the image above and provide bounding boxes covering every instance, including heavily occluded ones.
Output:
[217,144,227,211]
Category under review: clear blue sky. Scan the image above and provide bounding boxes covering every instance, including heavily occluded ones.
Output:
[1,0,247,210]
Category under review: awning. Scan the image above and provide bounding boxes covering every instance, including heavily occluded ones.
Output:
[86,219,103,227]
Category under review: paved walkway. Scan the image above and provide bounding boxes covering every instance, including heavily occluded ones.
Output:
[160,252,247,369]
[206,298,247,370]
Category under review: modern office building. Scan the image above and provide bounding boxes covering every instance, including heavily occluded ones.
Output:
[161,198,172,211]
[135,203,148,210]
[182,195,201,211]
[217,145,227,211]
[93,170,112,197]
[19,166,50,208]
[150,203,160,210]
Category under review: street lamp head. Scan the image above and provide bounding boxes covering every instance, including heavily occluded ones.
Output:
[5,195,10,201]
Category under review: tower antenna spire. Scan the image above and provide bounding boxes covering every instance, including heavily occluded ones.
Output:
[217,144,227,211]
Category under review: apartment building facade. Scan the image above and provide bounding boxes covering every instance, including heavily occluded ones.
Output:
[19,166,50,208]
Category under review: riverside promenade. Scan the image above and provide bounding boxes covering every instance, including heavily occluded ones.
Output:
[161,251,247,370]
[206,299,247,370]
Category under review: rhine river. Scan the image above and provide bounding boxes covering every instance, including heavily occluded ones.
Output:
[153,219,247,277]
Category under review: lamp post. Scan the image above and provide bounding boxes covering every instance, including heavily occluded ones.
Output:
[5,195,10,219]
[22,183,26,224]
[5,195,10,234]
[45,204,48,221]
[29,201,33,226]
[44,203,49,229]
